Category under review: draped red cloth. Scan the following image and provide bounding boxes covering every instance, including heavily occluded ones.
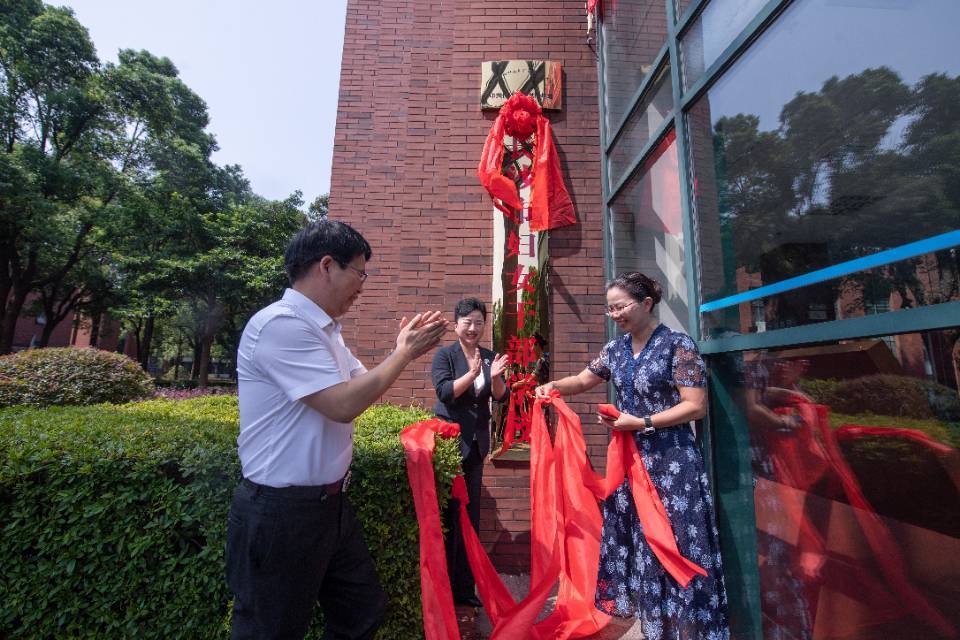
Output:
[494,373,537,458]
[476,96,577,232]
[401,395,705,639]
[547,395,706,589]
[400,418,464,640]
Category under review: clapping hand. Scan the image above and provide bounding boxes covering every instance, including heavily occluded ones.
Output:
[490,353,509,379]
[396,311,449,361]
[469,348,482,379]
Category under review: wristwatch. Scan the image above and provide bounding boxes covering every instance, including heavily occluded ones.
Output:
[641,416,655,435]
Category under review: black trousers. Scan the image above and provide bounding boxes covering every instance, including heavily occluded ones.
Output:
[444,446,483,599]
[226,480,387,640]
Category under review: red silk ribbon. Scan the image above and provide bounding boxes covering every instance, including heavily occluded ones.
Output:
[401,395,705,639]
[545,395,706,589]
[400,418,463,640]
[476,102,577,232]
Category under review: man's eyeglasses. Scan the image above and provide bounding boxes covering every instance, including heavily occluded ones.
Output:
[604,301,637,317]
[336,260,368,282]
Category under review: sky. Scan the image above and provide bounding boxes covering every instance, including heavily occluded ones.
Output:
[61,0,349,207]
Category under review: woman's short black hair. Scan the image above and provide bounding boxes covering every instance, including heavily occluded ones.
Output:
[284,220,372,285]
[606,272,663,309]
[454,298,487,321]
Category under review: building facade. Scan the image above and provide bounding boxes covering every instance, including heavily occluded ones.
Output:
[332,0,960,636]
[330,0,609,572]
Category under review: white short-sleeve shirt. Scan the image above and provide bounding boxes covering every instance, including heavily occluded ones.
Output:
[236,288,367,487]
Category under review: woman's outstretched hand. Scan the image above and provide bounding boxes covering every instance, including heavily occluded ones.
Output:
[599,410,637,431]
[534,381,558,399]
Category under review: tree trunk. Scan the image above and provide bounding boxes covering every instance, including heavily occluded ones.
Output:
[197,301,223,389]
[37,296,63,349]
[139,315,155,370]
[89,313,101,348]
[198,334,216,389]
[191,340,202,379]
[0,286,30,354]
[37,319,57,348]
[173,334,183,380]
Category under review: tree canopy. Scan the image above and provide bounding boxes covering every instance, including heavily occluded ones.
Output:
[0,0,315,386]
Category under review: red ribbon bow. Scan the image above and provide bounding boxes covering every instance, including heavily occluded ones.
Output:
[477,92,577,232]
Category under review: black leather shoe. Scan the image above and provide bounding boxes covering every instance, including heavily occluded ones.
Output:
[454,594,483,608]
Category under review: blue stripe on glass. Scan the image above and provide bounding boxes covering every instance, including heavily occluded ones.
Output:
[699,229,960,313]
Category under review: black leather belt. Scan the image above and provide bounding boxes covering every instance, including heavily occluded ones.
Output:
[242,471,350,500]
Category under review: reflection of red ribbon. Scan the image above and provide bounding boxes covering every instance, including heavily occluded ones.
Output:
[777,399,955,637]
[402,396,706,639]
[835,424,954,455]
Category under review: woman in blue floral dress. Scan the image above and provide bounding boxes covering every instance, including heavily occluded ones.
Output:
[536,272,729,640]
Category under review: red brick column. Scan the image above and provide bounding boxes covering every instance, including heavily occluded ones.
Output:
[331,0,607,572]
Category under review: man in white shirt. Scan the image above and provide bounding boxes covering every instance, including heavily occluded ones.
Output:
[226,219,448,640]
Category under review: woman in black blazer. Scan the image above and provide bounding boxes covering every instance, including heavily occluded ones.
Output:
[432,298,508,607]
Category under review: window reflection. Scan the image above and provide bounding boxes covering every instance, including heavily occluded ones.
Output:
[710,328,960,638]
[702,247,960,337]
[680,0,769,91]
[609,130,689,332]
[607,65,674,191]
[601,0,668,133]
[687,0,960,314]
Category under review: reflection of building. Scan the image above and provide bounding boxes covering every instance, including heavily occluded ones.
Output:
[332,0,960,632]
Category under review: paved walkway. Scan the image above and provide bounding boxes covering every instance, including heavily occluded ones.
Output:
[456,574,644,639]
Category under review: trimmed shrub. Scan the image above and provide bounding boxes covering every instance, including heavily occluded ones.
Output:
[802,375,960,428]
[915,379,960,424]
[0,396,461,639]
[797,378,841,405]
[154,387,236,401]
[822,374,934,419]
[0,347,154,408]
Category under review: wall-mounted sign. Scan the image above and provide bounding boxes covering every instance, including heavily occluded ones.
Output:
[480,60,562,110]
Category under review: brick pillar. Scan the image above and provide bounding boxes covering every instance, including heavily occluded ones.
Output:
[331,0,606,571]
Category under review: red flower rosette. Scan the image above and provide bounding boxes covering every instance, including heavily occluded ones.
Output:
[476,91,577,231]
[500,92,542,140]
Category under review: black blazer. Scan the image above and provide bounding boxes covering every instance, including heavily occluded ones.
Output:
[431,342,504,459]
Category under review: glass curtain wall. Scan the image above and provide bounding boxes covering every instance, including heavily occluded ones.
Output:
[598,1,960,638]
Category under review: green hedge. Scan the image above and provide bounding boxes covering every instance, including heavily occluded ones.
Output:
[0,347,155,408]
[800,374,960,425]
[0,396,461,639]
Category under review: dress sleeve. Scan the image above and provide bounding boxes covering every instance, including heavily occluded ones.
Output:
[587,341,613,381]
[672,333,706,388]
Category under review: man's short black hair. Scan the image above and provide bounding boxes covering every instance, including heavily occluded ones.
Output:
[284,220,372,285]
[454,298,487,321]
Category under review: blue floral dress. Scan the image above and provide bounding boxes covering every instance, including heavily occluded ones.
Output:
[589,324,730,640]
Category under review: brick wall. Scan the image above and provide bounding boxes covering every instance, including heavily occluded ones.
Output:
[331,0,608,572]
